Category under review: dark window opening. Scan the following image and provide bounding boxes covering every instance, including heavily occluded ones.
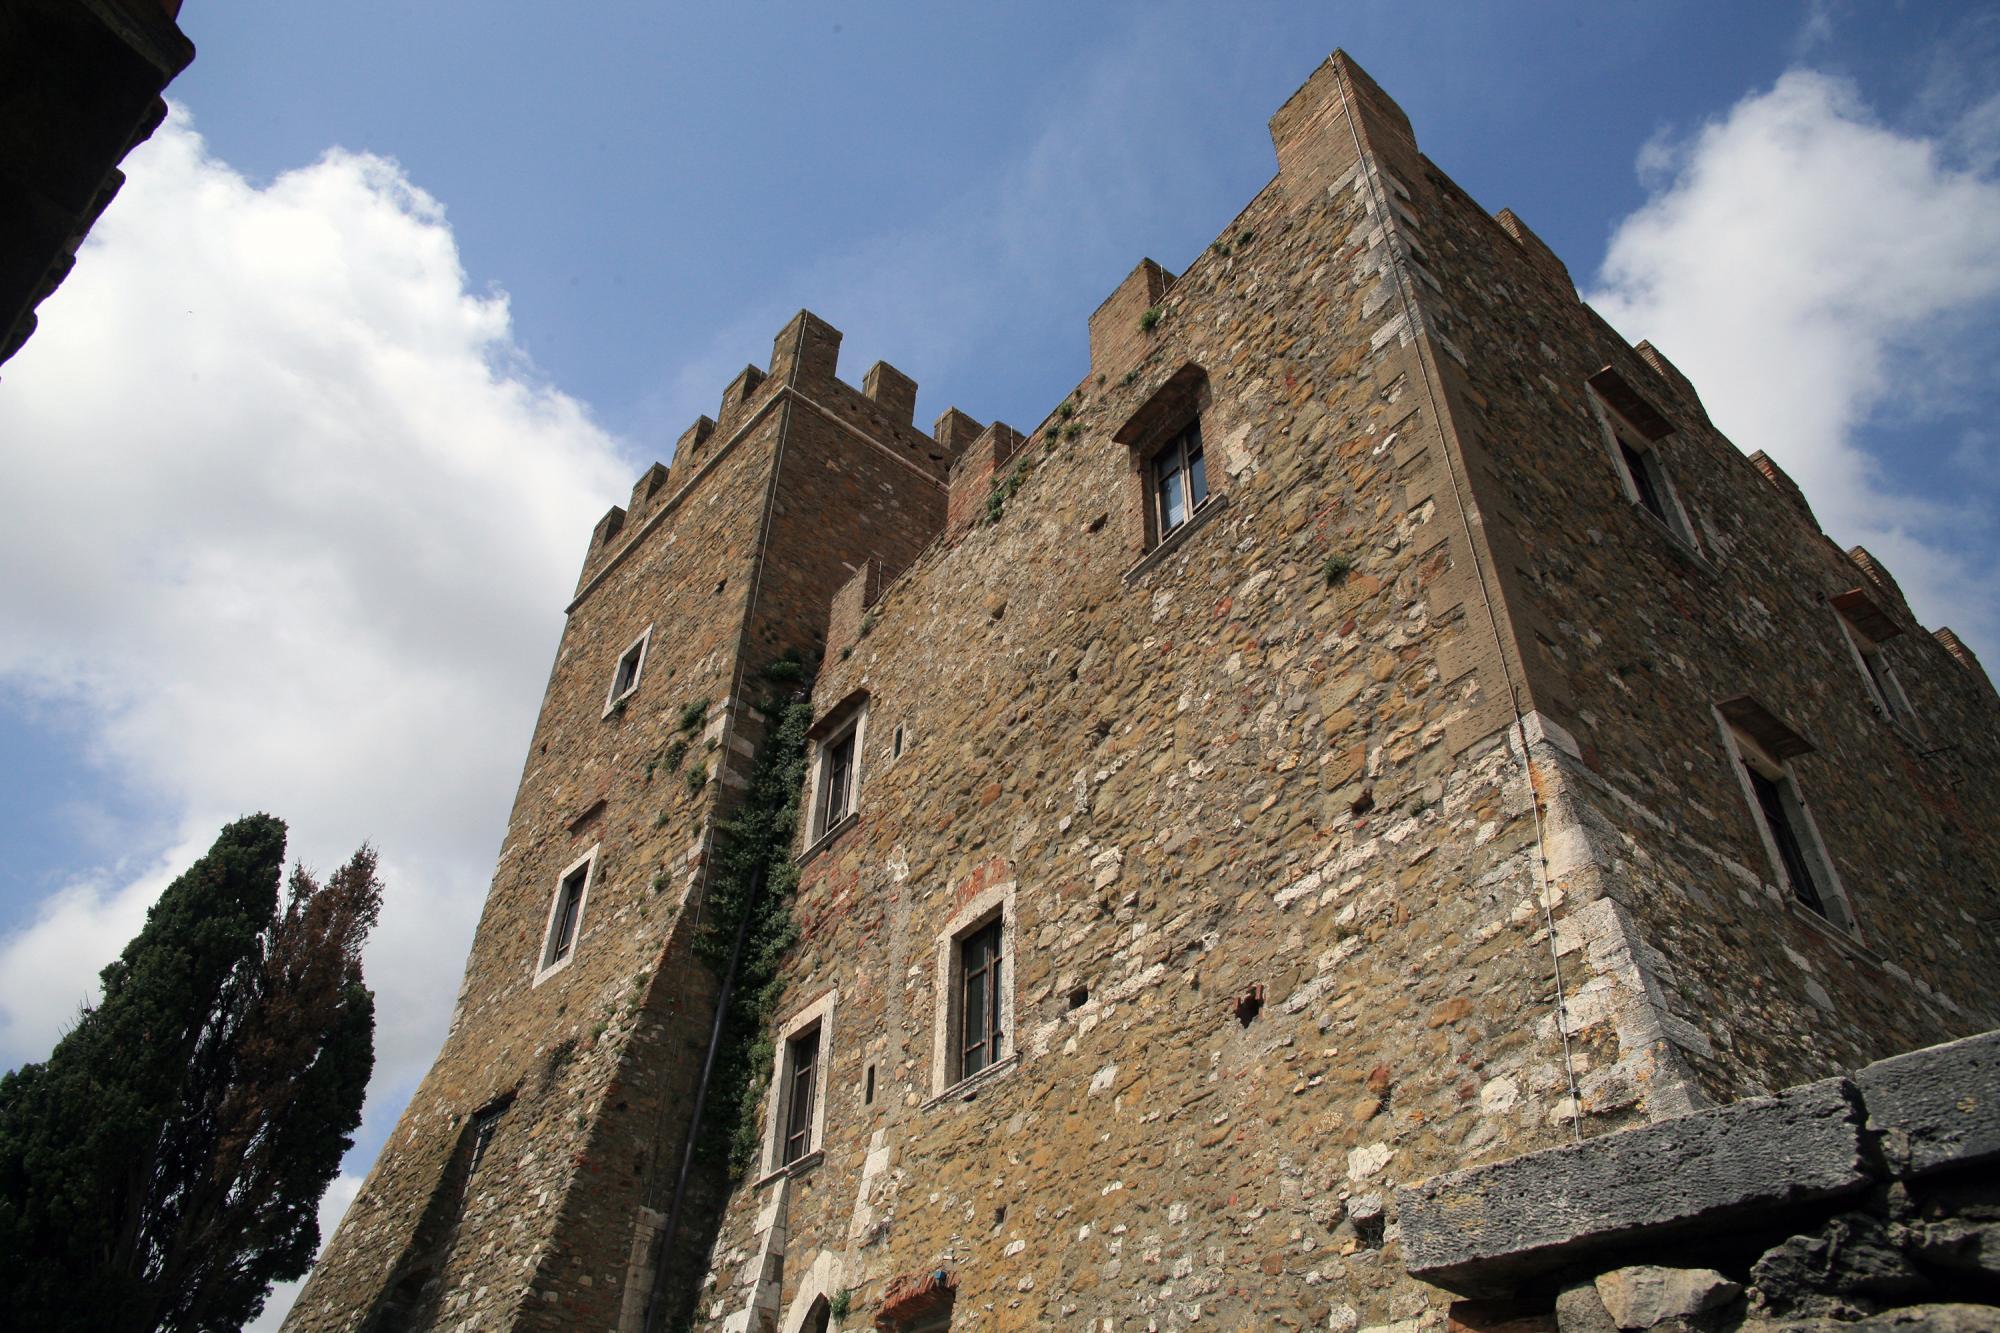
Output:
[959,918,1004,1079]
[545,863,588,966]
[1619,436,1667,523]
[467,1105,503,1175]
[1151,422,1208,538]
[818,730,856,835]
[1747,765,1825,917]
[864,1063,876,1105]
[801,1297,831,1333]
[612,641,643,698]
[1859,647,1899,720]
[782,1026,819,1165]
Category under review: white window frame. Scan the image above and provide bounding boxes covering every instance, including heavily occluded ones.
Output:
[929,879,1017,1097]
[760,988,836,1178]
[1714,710,1856,937]
[1833,606,1917,736]
[1147,419,1211,543]
[1589,390,1699,553]
[602,625,652,717]
[532,845,598,986]
[803,701,866,846]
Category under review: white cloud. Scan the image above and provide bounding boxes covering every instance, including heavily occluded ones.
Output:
[0,107,630,1320]
[1588,69,2000,658]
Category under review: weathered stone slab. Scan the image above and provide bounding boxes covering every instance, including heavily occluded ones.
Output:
[1398,1077,1872,1293]
[1856,1030,2000,1178]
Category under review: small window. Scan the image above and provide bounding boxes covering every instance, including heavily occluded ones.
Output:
[603,626,651,715]
[1588,370,1697,552]
[1150,422,1209,538]
[930,880,1015,1096]
[958,918,1004,1079]
[781,1025,820,1166]
[763,991,835,1174]
[1832,591,1915,731]
[1716,701,1854,934]
[807,701,866,844]
[1114,363,1217,557]
[467,1105,503,1175]
[534,847,597,983]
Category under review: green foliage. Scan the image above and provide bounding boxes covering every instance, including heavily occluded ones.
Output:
[692,669,818,1176]
[1323,553,1355,584]
[1237,229,1256,247]
[678,698,710,733]
[859,611,876,639]
[829,1286,855,1319]
[1211,239,1232,257]
[1064,422,1083,441]
[1121,369,1139,387]
[1139,305,1162,333]
[984,457,1033,525]
[684,764,708,796]
[662,738,690,774]
[0,816,380,1333]
[1055,399,1074,420]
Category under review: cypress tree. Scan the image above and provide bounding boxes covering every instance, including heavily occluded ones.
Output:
[0,815,381,1332]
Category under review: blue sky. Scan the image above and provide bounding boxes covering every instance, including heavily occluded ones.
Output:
[2,2,1997,1325]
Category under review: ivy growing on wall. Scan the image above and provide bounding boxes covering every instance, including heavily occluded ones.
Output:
[691,652,817,1174]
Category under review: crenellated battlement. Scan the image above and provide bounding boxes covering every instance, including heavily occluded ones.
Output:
[573,310,994,596]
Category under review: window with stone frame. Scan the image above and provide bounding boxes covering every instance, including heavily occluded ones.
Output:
[779,1023,821,1166]
[1587,367,1698,552]
[1715,698,1855,935]
[533,846,596,984]
[930,878,1016,1096]
[956,918,1004,1079]
[1831,589,1917,733]
[805,695,867,845]
[1113,363,1220,556]
[603,625,651,716]
[762,990,835,1175]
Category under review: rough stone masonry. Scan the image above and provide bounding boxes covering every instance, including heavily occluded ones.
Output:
[284,50,2000,1333]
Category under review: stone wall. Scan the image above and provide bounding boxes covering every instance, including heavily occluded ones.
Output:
[688,54,1624,1333]
[1404,134,2000,1102]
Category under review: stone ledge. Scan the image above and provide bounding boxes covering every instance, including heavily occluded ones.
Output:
[1856,1029,2000,1178]
[1398,1075,1871,1294]
[1400,1031,2000,1296]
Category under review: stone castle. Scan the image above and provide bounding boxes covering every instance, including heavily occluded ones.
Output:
[284,52,2000,1333]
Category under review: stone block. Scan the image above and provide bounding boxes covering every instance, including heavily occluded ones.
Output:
[1398,1077,1872,1293]
[1855,1030,2000,1178]
[1592,1266,1740,1329]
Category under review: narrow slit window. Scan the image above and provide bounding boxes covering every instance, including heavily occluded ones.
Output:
[1619,436,1666,523]
[467,1106,503,1175]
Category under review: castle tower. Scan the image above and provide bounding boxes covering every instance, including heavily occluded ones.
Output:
[285,313,966,1331]
[292,52,2000,1333]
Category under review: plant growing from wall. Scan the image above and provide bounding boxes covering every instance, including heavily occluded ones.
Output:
[677,699,709,733]
[829,1287,854,1320]
[1139,305,1162,333]
[661,738,689,774]
[1322,553,1355,585]
[691,653,819,1174]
